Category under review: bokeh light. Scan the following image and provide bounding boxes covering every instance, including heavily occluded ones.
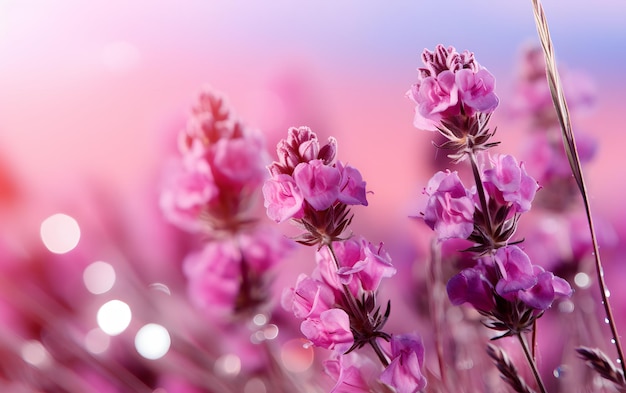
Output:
[84,327,111,354]
[40,213,81,254]
[280,339,314,373]
[214,353,241,377]
[97,300,132,336]
[83,261,116,294]
[134,323,171,360]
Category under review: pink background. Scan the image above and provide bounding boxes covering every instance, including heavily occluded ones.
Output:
[1,0,626,321]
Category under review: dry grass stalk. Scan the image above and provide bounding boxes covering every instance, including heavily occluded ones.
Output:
[486,344,536,393]
[530,0,626,376]
[576,347,626,390]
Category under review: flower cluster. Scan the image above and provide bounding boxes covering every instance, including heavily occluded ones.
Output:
[265,127,427,392]
[411,45,573,391]
[447,245,572,335]
[424,153,538,252]
[161,88,291,315]
[407,45,499,131]
[263,126,367,245]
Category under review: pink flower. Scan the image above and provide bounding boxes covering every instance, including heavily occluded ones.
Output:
[238,226,294,272]
[293,160,341,211]
[408,71,458,130]
[300,309,354,352]
[422,171,475,240]
[210,135,268,191]
[408,45,499,131]
[483,154,539,213]
[325,353,379,393]
[380,334,427,393]
[282,274,336,319]
[456,68,499,115]
[262,174,304,223]
[337,161,368,206]
[183,241,241,312]
[316,238,396,295]
[160,152,219,233]
[336,239,396,292]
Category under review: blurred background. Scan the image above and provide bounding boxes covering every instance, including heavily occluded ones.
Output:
[1,1,626,391]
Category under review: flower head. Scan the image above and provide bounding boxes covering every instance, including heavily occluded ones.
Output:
[408,44,499,131]
[380,333,427,393]
[422,170,475,240]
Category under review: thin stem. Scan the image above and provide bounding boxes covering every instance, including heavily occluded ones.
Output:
[429,240,448,386]
[468,150,493,237]
[517,332,547,393]
[532,319,538,361]
[370,338,390,367]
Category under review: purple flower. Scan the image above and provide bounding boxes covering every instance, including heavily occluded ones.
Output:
[293,160,341,211]
[380,333,427,393]
[422,171,475,240]
[447,263,497,313]
[494,246,537,301]
[483,154,539,213]
[517,267,573,310]
[262,174,304,223]
[494,246,572,310]
[337,161,368,206]
[300,309,354,352]
[456,68,499,115]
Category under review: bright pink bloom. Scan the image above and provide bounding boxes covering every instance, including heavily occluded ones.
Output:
[422,171,475,240]
[336,239,396,292]
[282,274,336,319]
[316,238,396,295]
[408,45,499,131]
[300,308,354,352]
[325,353,379,393]
[337,161,368,206]
[380,334,427,393]
[483,154,539,213]
[293,160,341,211]
[408,71,458,130]
[456,68,499,114]
[262,174,304,223]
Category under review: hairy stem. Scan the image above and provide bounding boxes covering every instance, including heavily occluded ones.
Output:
[518,332,547,393]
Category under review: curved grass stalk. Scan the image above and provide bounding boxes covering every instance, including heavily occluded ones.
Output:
[530,0,626,376]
